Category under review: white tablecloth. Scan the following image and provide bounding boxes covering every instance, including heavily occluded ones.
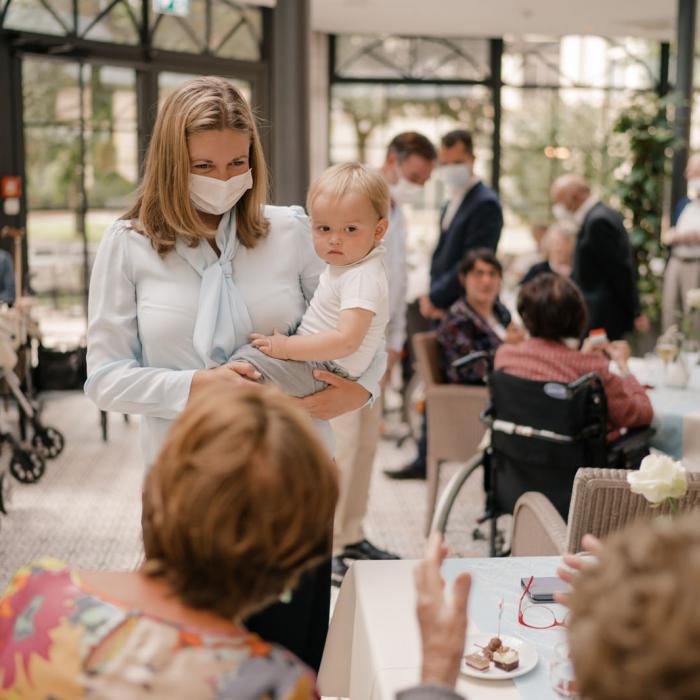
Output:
[628,358,700,467]
[318,557,566,700]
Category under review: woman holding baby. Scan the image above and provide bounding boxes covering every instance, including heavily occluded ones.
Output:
[85,75,387,670]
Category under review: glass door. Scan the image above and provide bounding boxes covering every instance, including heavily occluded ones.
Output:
[22,57,138,345]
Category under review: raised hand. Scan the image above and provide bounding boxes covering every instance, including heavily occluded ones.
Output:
[554,534,603,606]
[414,533,472,689]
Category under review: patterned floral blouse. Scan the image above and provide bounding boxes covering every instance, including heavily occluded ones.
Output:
[436,297,512,384]
[0,559,318,699]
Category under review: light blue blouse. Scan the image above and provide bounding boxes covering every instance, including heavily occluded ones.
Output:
[85,205,385,464]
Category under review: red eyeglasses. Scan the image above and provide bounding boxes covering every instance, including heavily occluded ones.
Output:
[518,576,569,630]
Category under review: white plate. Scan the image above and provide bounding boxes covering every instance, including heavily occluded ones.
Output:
[461,633,538,680]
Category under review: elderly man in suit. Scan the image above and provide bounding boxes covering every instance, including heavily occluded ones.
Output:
[386,129,503,480]
[550,174,648,340]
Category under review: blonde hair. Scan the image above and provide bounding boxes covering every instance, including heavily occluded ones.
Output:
[142,384,338,621]
[124,76,269,256]
[568,513,700,700]
[306,162,390,220]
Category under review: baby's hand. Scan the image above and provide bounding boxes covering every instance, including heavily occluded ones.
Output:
[250,330,290,359]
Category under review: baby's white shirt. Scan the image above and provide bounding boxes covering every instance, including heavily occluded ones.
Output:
[296,244,389,377]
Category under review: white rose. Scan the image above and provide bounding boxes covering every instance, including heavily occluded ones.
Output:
[627,453,688,505]
[687,288,700,311]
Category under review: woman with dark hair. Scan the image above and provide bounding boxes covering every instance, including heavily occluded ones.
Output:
[495,273,652,437]
[436,248,523,384]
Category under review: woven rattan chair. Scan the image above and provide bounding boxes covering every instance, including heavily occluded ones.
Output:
[511,468,700,556]
[412,331,488,534]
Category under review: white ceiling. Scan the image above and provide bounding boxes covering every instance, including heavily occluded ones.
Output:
[311,0,681,41]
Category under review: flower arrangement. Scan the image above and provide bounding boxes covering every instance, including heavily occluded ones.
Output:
[627,453,688,513]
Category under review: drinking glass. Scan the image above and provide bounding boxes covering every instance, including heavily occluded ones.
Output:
[656,341,678,366]
[549,641,579,698]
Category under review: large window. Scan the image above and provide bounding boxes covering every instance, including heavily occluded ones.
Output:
[3,0,268,342]
[23,58,138,315]
[2,0,263,60]
[501,36,661,234]
[329,35,493,299]
[329,33,665,297]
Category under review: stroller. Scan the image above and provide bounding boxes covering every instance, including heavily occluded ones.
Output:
[0,307,65,513]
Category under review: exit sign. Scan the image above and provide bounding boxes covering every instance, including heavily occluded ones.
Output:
[153,0,189,16]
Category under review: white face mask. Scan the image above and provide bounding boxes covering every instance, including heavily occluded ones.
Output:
[439,163,472,190]
[688,178,700,199]
[552,202,575,223]
[389,177,423,204]
[189,169,253,215]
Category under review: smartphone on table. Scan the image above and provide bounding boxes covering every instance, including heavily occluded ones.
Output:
[520,576,569,602]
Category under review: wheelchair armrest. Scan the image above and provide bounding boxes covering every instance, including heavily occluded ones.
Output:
[451,350,489,369]
[609,425,655,454]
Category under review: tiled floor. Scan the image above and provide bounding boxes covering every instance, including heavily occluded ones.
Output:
[0,390,498,589]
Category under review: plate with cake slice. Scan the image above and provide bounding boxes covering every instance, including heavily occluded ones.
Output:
[461,633,538,680]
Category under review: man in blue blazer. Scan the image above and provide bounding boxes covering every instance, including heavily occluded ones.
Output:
[386,129,503,480]
[419,129,503,320]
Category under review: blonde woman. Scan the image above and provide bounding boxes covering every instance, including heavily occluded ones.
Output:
[85,76,384,670]
[0,386,337,698]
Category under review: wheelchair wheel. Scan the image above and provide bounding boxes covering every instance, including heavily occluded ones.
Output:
[10,448,46,484]
[32,427,65,460]
[0,472,12,514]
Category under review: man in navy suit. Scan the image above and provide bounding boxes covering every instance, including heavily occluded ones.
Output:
[419,129,503,320]
[386,129,503,480]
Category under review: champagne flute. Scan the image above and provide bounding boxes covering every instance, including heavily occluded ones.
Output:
[656,342,678,366]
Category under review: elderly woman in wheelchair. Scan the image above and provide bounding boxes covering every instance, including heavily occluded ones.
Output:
[433,273,653,554]
[495,273,653,441]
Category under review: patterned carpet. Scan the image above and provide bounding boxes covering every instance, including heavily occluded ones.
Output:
[0,391,496,590]
[0,393,144,588]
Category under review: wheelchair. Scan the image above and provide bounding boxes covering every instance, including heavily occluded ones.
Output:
[431,354,654,556]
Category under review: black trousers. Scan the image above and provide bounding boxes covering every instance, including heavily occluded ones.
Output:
[245,556,331,672]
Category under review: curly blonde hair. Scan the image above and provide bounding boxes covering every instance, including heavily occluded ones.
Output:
[142,384,338,621]
[124,76,269,256]
[568,513,700,700]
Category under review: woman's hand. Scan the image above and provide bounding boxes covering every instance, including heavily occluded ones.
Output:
[415,533,471,689]
[189,361,261,400]
[295,370,370,420]
[606,340,632,375]
[554,534,603,606]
